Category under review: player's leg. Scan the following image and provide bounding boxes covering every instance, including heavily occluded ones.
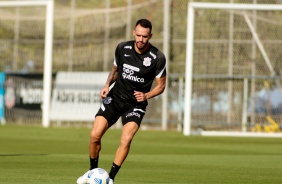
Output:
[88,95,121,171]
[89,116,109,169]
[109,121,139,181]
[77,116,108,184]
[108,104,147,182]
[77,94,121,184]
[114,121,139,165]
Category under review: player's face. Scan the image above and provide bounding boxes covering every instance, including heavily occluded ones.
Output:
[133,24,152,51]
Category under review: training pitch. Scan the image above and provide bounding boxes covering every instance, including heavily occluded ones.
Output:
[0,125,282,184]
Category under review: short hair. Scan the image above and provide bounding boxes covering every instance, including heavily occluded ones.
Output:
[135,19,152,33]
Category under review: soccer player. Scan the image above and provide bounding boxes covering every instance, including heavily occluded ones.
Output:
[77,18,166,184]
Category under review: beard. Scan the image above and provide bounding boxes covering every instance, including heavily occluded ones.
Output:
[135,41,149,50]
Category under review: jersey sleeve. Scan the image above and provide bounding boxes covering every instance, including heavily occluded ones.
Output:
[155,51,166,78]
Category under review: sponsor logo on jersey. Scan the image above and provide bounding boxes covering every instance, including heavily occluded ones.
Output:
[126,111,141,118]
[122,64,145,83]
[149,51,157,59]
[123,64,139,72]
[143,57,152,67]
[124,45,132,49]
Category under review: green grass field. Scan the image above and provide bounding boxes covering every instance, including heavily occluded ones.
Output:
[0,125,282,184]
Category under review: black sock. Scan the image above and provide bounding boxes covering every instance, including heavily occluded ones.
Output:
[109,162,121,181]
[89,157,99,170]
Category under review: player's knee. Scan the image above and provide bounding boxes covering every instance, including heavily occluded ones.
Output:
[120,135,133,147]
[90,131,102,143]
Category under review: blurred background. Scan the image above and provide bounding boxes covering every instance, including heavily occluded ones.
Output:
[0,0,282,133]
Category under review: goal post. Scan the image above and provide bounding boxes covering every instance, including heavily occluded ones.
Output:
[0,0,54,128]
[184,2,282,136]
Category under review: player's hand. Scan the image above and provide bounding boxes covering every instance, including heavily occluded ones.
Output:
[134,90,147,102]
[100,87,109,99]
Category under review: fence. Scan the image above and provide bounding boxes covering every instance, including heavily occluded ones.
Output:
[0,0,281,132]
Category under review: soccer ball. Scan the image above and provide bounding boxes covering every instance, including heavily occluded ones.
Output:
[87,168,110,184]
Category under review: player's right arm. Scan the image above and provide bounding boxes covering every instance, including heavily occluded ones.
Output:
[100,65,118,99]
[100,42,122,99]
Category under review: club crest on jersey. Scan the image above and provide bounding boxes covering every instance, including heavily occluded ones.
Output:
[103,97,112,104]
[143,57,152,67]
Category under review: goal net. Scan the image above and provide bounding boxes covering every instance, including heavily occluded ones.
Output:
[184,2,282,136]
[0,0,54,127]
[0,0,164,128]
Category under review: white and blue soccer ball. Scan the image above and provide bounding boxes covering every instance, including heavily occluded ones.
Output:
[87,168,110,184]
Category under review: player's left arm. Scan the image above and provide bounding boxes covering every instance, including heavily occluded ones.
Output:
[146,76,166,99]
[134,76,166,102]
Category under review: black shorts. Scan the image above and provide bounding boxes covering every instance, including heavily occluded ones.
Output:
[95,92,147,128]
